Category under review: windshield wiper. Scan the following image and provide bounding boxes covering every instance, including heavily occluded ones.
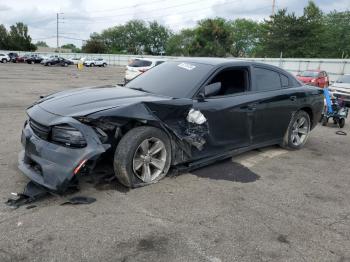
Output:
[129,87,152,93]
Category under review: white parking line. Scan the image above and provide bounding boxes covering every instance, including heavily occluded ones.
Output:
[232,146,288,168]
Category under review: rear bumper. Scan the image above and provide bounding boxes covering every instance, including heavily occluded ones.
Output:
[19,116,110,192]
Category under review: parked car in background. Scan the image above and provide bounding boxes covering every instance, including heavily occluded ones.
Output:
[43,57,73,67]
[41,55,58,64]
[83,58,107,67]
[329,74,350,106]
[8,52,18,62]
[69,57,86,65]
[16,54,31,63]
[296,70,329,88]
[19,58,323,192]
[124,58,165,84]
[26,54,44,64]
[0,53,11,63]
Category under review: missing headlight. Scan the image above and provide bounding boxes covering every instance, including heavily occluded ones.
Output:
[51,125,87,148]
[93,127,108,143]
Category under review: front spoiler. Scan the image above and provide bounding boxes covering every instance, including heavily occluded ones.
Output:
[19,116,110,193]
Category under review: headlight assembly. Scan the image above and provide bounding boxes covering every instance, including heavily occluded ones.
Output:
[51,125,87,148]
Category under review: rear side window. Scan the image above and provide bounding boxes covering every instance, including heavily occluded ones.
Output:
[129,59,152,67]
[280,74,289,88]
[255,67,282,91]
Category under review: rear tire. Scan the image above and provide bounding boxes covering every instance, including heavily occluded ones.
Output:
[91,63,95,67]
[282,110,311,150]
[2,59,7,63]
[114,126,171,188]
[339,118,345,128]
[322,116,328,126]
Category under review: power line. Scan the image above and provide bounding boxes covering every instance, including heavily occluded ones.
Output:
[65,0,251,25]
[67,0,207,20]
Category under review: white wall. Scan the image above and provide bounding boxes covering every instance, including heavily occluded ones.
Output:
[2,50,349,81]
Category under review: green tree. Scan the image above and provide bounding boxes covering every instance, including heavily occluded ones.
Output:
[101,25,126,53]
[82,33,107,53]
[61,43,81,53]
[190,18,232,57]
[301,1,326,57]
[145,21,171,55]
[8,22,36,51]
[257,9,306,57]
[0,24,9,50]
[165,29,194,56]
[35,41,49,47]
[123,20,148,54]
[230,19,261,57]
[323,11,350,58]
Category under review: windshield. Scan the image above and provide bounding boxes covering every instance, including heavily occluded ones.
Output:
[336,75,350,83]
[300,71,319,77]
[125,61,213,98]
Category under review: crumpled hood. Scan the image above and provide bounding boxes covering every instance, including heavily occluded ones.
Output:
[34,85,171,117]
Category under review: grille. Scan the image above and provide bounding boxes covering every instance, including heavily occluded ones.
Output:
[29,119,51,140]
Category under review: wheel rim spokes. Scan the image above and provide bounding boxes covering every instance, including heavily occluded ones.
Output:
[133,137,167,183]
[291,116,309,146]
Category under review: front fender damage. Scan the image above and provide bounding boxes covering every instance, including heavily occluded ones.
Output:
[86,100,209,165]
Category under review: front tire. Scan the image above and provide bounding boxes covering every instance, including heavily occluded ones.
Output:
[114,126,171,188]
[282,110,311,150]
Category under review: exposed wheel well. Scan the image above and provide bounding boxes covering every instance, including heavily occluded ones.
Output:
[299,107,313,126]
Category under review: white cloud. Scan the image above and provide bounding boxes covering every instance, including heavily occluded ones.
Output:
[0,0,348,47]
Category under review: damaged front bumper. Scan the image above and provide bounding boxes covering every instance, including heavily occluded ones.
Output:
[19,114,110,192]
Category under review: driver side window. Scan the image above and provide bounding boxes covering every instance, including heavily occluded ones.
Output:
[207,67,249,97]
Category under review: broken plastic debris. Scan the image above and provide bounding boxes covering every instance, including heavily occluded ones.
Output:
[5,181,49,209]
[186,109,207,125]
[61,196,96,205]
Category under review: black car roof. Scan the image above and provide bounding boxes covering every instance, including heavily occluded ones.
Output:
[176,57,290,71]
[173,57,280,69]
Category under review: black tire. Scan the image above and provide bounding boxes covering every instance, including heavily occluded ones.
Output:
[282,110,311,150]
[2,59,7,63]
[114,126,172,188]
[322,116,328,126]
[64,62,68,67]
[339,118,345,128]
[91,63,95,67]
[31,61,34,64]
[103,63,107,67]
[47,62,51,66]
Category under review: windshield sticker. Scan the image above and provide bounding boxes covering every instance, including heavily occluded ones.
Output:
[178,63,196,71]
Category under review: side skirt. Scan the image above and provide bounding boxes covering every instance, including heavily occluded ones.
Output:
[175,139,282,172]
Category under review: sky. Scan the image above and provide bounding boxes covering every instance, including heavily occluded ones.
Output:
[0,0,349,48]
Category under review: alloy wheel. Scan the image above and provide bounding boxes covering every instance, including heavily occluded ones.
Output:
[291,116,309,146]
[132,137,167,183]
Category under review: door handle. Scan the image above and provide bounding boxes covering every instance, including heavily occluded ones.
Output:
[290,96,297,101]
[247,103,257,111]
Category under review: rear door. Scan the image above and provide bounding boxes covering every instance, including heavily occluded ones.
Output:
[250,66,299,144]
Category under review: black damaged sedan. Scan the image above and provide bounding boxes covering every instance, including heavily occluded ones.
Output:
[19,58,324,192]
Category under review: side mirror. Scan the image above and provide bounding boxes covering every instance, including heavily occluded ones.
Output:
[202,82,221,98]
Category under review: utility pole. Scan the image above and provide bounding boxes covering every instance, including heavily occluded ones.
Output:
[56,13,64,53]
[272,0,276,16]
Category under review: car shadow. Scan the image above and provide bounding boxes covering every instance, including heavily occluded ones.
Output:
[190,159,260,183]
